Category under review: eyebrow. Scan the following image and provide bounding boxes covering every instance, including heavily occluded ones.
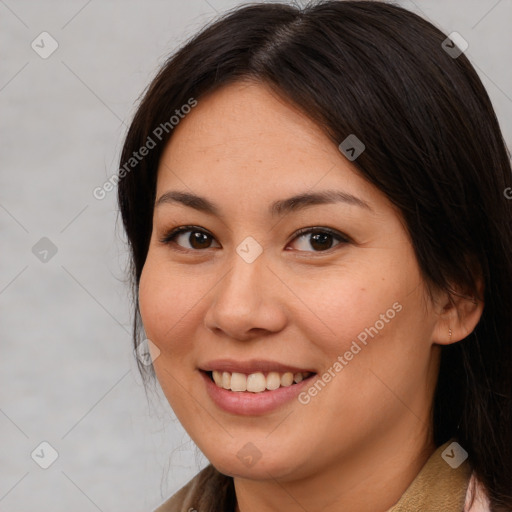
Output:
[155,189,373,217]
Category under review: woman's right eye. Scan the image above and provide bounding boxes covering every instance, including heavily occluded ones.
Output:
[159,226,220,251]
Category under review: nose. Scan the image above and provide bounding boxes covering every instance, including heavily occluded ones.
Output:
[203,250,287,341]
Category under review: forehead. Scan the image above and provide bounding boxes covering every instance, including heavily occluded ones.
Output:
[161,81,336,165]
[155,80,392,218]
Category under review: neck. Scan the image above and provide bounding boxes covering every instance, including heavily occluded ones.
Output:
[233,427,436,512]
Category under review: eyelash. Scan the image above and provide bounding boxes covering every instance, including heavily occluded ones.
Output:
[158,225,351,254]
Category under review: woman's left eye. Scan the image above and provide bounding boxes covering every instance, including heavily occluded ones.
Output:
[289,227,349,252]
[159,226,349,253]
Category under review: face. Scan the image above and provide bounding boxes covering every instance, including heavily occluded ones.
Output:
[138,80,443,482]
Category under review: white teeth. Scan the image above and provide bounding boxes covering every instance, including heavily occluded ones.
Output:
[281,372,294,387]
[266,372,281,390]
[212,370,223,387]
[211,370,312,393]
[230,372,247,392]
[247,372,266,392]
[222,371,231,390]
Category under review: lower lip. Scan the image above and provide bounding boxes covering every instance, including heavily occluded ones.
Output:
[200,370,316,416]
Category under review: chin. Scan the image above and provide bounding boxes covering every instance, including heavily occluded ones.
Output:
[204,441,306,481]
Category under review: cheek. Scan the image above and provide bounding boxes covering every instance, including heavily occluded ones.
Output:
[138,258,207,417]
[292,263,411,359]
[138,258,206,356]
[308,273,434,420]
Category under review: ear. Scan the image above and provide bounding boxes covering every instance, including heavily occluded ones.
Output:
[431,275,485,346]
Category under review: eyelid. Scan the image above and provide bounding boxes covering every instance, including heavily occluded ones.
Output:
[158,225,351,252]
[291,226,351,245]
[158,225,218,248]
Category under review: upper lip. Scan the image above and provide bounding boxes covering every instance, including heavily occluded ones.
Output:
[199,359,316,375]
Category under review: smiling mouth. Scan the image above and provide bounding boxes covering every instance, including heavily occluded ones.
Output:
[203,370,316,393]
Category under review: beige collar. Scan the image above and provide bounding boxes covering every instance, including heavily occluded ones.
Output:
[385,438,472,512]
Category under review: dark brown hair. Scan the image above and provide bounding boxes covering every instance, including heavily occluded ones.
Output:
[117,1,512,509]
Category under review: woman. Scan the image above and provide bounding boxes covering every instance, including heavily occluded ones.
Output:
[117,1,512,510]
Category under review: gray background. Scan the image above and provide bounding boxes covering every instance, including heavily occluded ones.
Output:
[1,0,511,510]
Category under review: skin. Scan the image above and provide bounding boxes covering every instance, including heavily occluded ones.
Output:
[138,80,484,512]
